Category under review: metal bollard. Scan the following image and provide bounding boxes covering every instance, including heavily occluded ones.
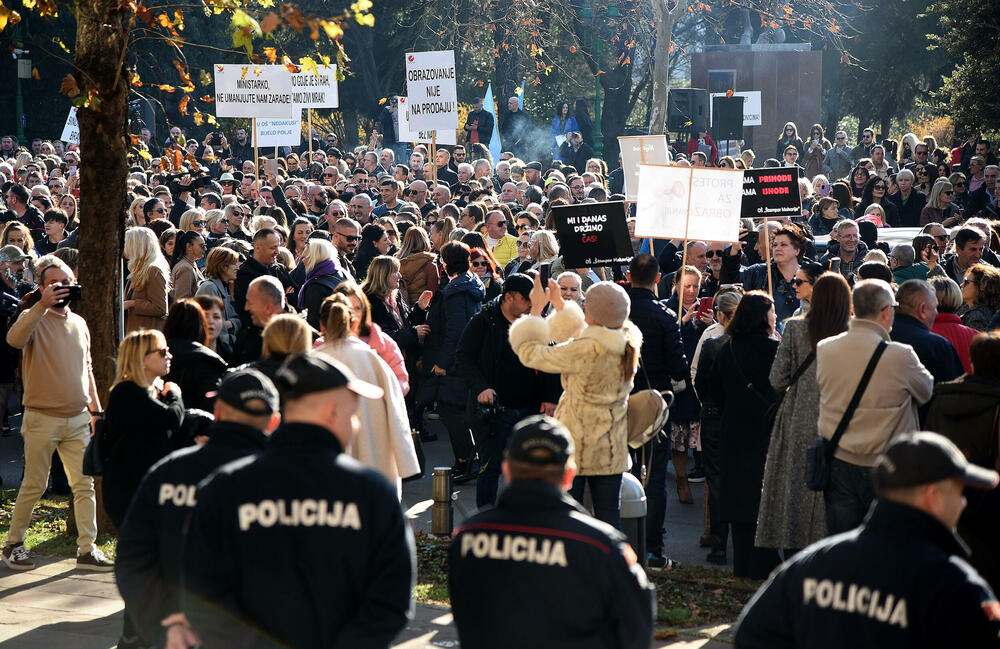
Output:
[620,472,648,570]
[431,467,454,537]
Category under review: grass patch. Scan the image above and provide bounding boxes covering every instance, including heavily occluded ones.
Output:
[413,531,757,628]
[0,490,118,559]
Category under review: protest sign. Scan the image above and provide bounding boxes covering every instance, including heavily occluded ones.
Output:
[709,91,762,127]
[397,97,457,146]
[634,165,743,243]
[213,64,294,118]
[551,201,633,268]
[741,168,802,219]
[404,50,458,131]
[618,135,669,201]
[292,66,338,109]
[255,118,302,147]
[61,107,80,144]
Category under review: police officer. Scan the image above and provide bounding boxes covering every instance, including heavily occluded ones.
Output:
[734,431,1000,649]
[173,353,415,648]
[449,415,655,649]
[115,368,281,647]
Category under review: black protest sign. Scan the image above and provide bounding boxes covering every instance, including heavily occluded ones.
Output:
[552,201,633,268]
[741,169,801,219]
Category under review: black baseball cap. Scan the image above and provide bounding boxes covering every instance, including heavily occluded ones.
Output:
[502,273,533,301]
[525,161,542,171]
[212,368,280,416]
[506,415,574,466]
[275,352,383,401]
[874,432,1000,491]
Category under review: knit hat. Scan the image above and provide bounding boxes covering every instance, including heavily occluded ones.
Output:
[584,281,630,329]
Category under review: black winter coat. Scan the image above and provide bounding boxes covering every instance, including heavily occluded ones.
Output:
[102,381,184,526]
[705,333,778,523]
[627,287,688,392]
[164,338,227,412]
[664,294,709,422]
[417,272,484,407]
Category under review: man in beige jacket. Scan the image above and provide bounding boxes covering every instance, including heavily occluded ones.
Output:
[817,279,934,535]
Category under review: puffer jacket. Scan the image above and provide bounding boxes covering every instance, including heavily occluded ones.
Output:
[509,302,641,476]
[399,251,438,306]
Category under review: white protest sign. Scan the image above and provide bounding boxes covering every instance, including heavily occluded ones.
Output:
[634,165,743,243]
[61,107,80,144]
[292,66,338,110]
[709,91,762,127]
[404,50,458,131]
[618,135,669,201]
[396,97,457,146]
[254,118,302,147]
[213,64,293,119]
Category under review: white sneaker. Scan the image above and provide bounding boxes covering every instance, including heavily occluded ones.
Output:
[76,547,113,572]
[2,543,35,570]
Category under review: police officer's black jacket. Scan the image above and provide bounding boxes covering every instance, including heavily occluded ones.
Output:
[626,287,689,392]
[734,501,1000,649]
[449,481,654,649]
[180,422,415,649]
[115,421,269,644]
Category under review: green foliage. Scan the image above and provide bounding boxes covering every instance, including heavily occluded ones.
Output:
[0,492,117,559]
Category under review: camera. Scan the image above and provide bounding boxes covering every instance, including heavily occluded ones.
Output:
[0,292,20,318]
[474,401,505,423]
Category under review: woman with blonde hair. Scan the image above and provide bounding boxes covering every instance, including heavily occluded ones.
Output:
[3,222,35,257]
[244,313,312,384]
[123,227,171,332]
[128,196,147,227]
[298,238,346,330]
[178,209,207,236]
[528,229,560,270]
[919,178,960,227]
[397,225,439,306]
[316,293,419,494]
[330,281,410,395]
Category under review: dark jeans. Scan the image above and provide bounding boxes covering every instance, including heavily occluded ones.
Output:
[824,458,875,535]
[475,406,535,508]
[630,431,669,556]
[700,415,729,555]
[569,473,623,530]
[439,402,475,465]
[731,522,781,579]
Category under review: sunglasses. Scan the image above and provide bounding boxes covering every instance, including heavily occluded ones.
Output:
[933,234,949,241]
[943,190,954,196]
[873,185,886,190]
[492,220,507,227]
[792,278,810,287]
[192,220,206,227]
[517,241,532,248]
[328,211,345,217]
[323,173,335,177]
[954,182,966,187]
[336,233,361,242]
[471,260,489,267]
[705,250,721,258]
[917,171,929,176]
[146,347,171,358]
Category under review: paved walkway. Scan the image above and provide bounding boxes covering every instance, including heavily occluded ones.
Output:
[1,417,736,647]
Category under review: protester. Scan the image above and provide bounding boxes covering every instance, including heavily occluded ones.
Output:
[297,237,347,329]
[734,432,1000,649]
[890,279,964,384]
[959,263,1000,331]
[123,227,171,333]
[331,281,410,395]
[510,276,640,529]
[2,256,110,571]
[176,353,414,648]
[162,299,227,412]
[722,224,804,322]
[397,225,439,305]
[928,276,979,373]
[816,279,934,534]
[170,231,207,301]
[449,415,654,649]
[195,246,241,355]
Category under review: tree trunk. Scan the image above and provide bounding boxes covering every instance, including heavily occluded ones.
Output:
[647,0,688,135]
[491,22,519,107]
[67,0,130,538]
[600,65,632,165]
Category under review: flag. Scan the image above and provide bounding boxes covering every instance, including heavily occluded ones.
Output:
[483,83,502,163]
[518,81,525,109]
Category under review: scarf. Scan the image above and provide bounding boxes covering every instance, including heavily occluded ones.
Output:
[297,258,341,309]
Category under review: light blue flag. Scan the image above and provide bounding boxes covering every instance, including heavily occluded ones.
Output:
[518,81,525,109]
[482,83,503,163]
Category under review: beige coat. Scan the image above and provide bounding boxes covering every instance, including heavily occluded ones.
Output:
[171,257,204,301]
[125,266,169,333]
[316,337,420,494]
[509,302,641,476]
[816,318,934,466]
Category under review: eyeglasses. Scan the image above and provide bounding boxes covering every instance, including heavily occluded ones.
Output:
[943,190,954,195]
[323,173,335,177]
[328,211,345,217]
[873,185,886,191]
[792,278,810,286]
[192,220,206,227]
[915,150,928,155]
[954,182,966,187]
[336,232,361,242]
[146,347,170,358]
[961,278,970,286]
[155,208,166,214]
[836,136,846,141]
[471,260,489,267]
[517,241,532,248]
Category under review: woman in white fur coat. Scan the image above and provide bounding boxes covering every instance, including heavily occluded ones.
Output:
[316,294,420,497]
[509,275,641,529]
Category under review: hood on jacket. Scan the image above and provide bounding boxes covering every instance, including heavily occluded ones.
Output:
[400,251,436,275]
[441,271,485,301]
[930,376,1000,417]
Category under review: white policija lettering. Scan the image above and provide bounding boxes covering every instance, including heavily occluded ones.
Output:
[802,578,908,628]
[460,533,569,567]
[158,483,197,507]
[237,499,362,531]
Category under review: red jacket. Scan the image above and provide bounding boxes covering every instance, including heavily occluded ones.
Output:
[687,135,719,166]
[932,312,977,374]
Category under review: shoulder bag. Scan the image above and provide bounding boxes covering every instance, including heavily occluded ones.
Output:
[765,350,816,426]
[805,340,887,492]
[82,414,107,477]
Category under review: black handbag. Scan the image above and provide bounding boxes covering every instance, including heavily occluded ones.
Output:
[82,414,106,477]
[805,341,887,492]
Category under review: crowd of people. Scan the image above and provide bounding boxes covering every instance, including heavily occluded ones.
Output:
[0,115,998,649]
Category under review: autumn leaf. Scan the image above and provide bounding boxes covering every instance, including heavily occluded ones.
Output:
[30,67,38,80]
[173,9,184,29]
[172,60,191,84]
[320,19,342,40]
[263,46,277,62]
[192,112,205,126]
[531,76,540,85]
[157,84,176,93]
[21,0,35,9]
[198,69,213,87]
[59,74,81,98]
[283,56,300,73]
[130,71,142,86]
[156,12,179,37]
[53,36,70,53]
[199,95,214,103]
[280,4,305,32]
[0,5,21,31]
[178,95,191,115]
[569,45,576,53]
[297,56,317,75]
[260,12,280,34]
[378,97,387,105]
[513,86,523,95]
[726,89,734,98]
